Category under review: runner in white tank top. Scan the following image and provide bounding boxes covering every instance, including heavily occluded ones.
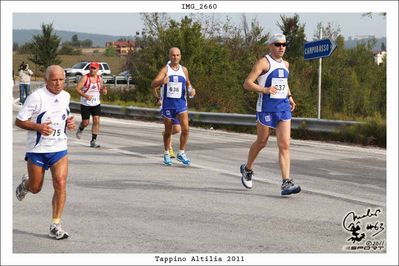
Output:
[152,61,182,158]
[74,62,108,148]
[151,47,196,166]
[240,33,301,196]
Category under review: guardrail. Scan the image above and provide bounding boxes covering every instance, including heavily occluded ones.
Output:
[112,75,133,86]
[69,101,363,133]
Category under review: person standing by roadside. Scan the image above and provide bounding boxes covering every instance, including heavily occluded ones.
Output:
[15,65,75,240]
[18,62,33,105]
[151,47,196,166]
[240,33,300,196]
[75,62,107,148]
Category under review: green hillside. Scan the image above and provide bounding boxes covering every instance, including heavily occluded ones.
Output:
[13,29,134,47]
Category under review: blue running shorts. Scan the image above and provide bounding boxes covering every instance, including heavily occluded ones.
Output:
[161,107,188,120]
[172,118,180,125]
[256,111,292,129]
[25,150,68,170]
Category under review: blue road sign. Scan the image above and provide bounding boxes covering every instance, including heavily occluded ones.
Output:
[304,38,337,60]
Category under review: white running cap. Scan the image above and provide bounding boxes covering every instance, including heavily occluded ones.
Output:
[268,33,286,44]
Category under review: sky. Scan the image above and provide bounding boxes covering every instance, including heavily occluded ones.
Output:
[13,12,386,40]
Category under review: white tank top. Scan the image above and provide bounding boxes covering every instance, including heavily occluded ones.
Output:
[162,64,187,110]
[256,54,290,112]
[80,74,102,106]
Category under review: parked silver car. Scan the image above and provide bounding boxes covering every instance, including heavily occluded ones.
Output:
[107,70,134,85]
[64,61,112,82]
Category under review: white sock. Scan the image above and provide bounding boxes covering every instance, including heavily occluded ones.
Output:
[179,150,185,155]
[164,151,169,155]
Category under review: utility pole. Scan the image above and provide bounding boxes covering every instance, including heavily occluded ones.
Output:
[317,28,323,119]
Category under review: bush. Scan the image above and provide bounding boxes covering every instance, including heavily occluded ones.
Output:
[291,117,386,147]
[339,117,386,147]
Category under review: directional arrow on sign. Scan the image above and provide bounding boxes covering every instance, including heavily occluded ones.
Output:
[304,38,337,60]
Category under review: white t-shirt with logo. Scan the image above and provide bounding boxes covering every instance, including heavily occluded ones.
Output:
[17,86,71,153]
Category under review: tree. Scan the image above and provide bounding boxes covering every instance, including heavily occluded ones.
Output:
[277,14,306,62]
[80,39,93,48]
[71,34,80,47]
[313,22,342,41]
[29,23,62,71]
[104,46,118,57]
[127,14,267,112]
[59,43,82,55]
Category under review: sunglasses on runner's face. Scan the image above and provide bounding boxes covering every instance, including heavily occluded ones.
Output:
[274,43,287,47]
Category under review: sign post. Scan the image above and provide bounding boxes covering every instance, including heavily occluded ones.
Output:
[304,32,337,119]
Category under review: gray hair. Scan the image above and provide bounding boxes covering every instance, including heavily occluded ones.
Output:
[45,65,65,80]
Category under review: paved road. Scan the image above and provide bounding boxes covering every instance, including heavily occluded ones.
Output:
[12,103,386,255]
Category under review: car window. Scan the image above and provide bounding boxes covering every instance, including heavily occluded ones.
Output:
[102,64,110,70]
[83,64,90,70]
[72,62,87,69]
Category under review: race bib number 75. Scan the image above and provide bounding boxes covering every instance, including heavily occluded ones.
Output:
[41,120,65,146]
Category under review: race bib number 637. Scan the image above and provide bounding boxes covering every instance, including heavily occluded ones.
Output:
[270,78,288,99]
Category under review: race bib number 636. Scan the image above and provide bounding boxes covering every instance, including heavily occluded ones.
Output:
[166,82,182,98]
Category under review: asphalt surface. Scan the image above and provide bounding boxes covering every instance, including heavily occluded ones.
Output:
[11,100,387,255]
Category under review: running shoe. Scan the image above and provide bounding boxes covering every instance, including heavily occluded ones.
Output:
[76,128,83,139]
[49,223,69,240]
[169,147,176,158]
[281,179,301,195]
[240,164,253,189]
[177,152,191,166]
[163,153,172,166]
[16,174,29,201]
[90,140,100,148]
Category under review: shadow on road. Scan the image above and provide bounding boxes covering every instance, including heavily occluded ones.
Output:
[13,229,49,240]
